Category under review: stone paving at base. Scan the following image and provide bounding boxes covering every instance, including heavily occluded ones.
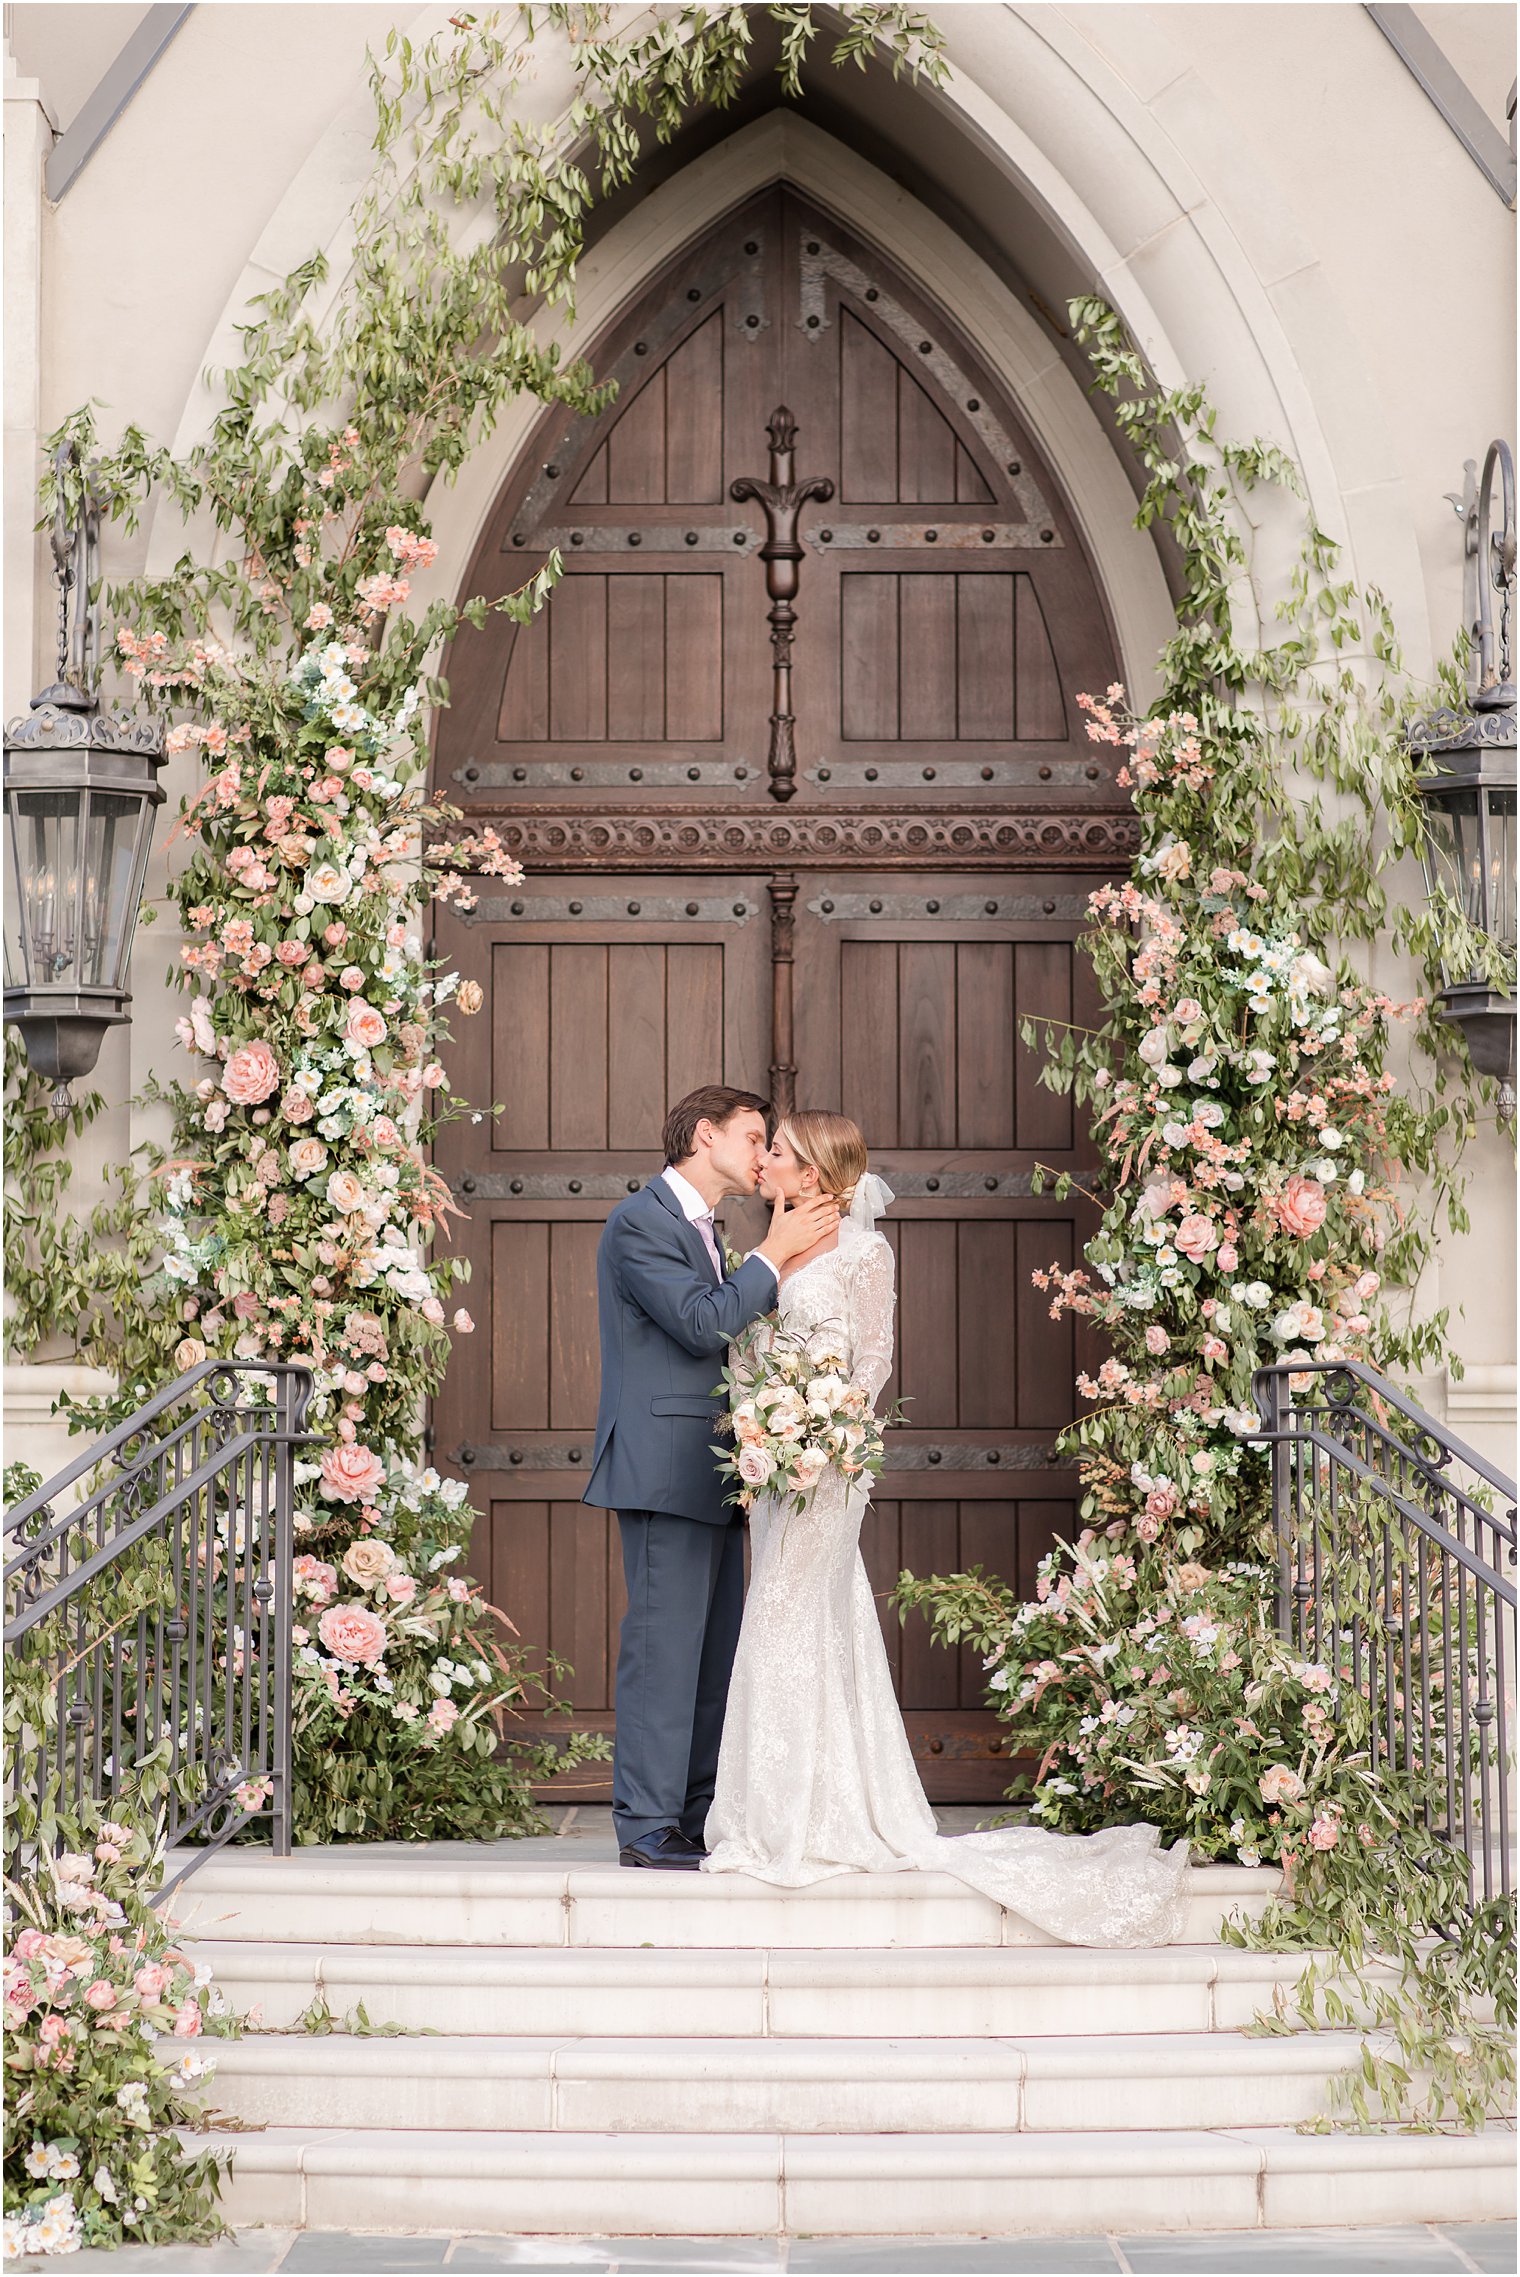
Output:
[24,2222,1516,2276]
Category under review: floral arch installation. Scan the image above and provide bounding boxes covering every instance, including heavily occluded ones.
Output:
[431,183,1126,1796]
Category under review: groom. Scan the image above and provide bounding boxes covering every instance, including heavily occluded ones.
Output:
[584,1085,840,1869]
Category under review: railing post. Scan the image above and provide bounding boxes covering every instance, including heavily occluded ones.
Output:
[270,1371,297,1859]
[1258,1367,1294,1640]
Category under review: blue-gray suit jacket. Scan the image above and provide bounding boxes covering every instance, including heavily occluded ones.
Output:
[583,1176,777,1526]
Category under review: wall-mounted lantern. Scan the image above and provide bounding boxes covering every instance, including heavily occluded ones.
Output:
[1410,438,1516,1112]
[3,450,165,1114]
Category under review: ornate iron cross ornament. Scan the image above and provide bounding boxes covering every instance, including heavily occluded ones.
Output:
[730,407,834,803]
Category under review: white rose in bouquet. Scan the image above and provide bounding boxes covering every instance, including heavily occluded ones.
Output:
[805,1371,848,1416]
[790,1445,830,1491]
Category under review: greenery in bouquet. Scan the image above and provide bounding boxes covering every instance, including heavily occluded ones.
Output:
[715,1319,900,1517]
[3,1823,241,2258]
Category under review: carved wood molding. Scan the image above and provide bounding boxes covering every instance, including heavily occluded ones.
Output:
[483,806,1138,871]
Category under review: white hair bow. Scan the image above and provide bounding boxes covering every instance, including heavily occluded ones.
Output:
[848,1171,895,1230]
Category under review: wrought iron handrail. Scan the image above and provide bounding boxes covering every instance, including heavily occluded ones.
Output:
[4,1360,314,1901]
[1252,1357,1516,1911]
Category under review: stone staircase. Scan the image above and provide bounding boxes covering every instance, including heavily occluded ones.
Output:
[166,1830,1516,2240]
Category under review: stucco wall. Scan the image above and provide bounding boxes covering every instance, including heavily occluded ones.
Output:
[4,1,1515,1470]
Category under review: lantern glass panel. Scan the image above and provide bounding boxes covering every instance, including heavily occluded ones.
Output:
[1490,787,1515,950]
[81,790,148,988]
[7,788,84,988]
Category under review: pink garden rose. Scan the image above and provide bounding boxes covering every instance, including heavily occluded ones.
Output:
[1308,1814,1341,1851]
[318,1602,388,1666]
[1275,1175,1328,1239]
[320,1442,386,1504]
[384,1572,418,1606]
[346,1001,388,1051]
[281,1086,315,1124]
[133,1963,170,1999]
[222,1040,280,1106]
[172,1999,203,2038]
[1175,1214,1217,1262]
[83,1979,117,2011]
[326,1169,366,1216]
[290,1138,328,1178]
[427,1697,460,1735]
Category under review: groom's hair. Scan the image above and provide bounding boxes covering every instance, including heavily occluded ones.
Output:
[663,1086,771,1166]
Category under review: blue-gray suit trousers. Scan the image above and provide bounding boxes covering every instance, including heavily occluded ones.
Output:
[613,1508,745,1848]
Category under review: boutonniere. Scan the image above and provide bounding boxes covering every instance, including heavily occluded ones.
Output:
[721,1237,744,1276]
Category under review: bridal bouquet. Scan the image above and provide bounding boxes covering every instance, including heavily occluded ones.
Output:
[712,1321,890,1516]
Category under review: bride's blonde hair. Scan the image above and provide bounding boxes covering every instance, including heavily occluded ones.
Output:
[777,1110,869,1213]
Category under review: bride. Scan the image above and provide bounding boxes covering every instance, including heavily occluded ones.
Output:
[702,1108,1191,1947]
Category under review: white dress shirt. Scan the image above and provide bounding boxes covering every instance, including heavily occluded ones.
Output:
[661,1165,778,1285]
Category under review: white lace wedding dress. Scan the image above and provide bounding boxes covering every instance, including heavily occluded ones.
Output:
[702,1207,1191,1946]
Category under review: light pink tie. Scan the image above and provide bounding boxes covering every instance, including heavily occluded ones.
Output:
[695,1212,723,1281]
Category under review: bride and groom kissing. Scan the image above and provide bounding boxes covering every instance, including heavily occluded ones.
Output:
[585,1084,1192,1944]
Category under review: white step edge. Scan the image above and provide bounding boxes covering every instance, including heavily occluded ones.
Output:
[202,2027,1397,2134]
[200,2121,1518,2236]
[191,1936,1401,2038]
[165,1856,1278,1949]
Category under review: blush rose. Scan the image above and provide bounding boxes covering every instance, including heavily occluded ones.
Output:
[318,1603,388,1666]
[320,1442,386,1504]
[222,1041,280,1105]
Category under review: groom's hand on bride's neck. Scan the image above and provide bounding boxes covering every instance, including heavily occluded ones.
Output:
[757,1190,840,1268]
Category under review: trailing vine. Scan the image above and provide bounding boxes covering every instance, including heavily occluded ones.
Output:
[898,299,1515,2131]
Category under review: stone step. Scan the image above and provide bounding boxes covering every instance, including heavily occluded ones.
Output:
[207,2121,1517,2236]
[203,2026,1401,2134]
[166,1850,1276,1949]
[193,1937,1395,2040]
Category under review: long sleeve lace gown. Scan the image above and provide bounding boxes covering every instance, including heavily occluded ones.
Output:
[702,1216,1191,1946]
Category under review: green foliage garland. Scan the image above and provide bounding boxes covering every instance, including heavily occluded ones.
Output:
[898,299,1514,2131]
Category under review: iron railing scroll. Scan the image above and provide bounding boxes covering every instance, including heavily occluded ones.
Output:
[4,1361,314,1902]
[1253,1357,1516,1912]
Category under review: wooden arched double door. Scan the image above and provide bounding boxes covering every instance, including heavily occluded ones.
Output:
[431,184,1132,1798]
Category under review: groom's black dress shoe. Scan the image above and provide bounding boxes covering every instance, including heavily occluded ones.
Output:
[672,1829,707,1857]
[619,1826,703,1871]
